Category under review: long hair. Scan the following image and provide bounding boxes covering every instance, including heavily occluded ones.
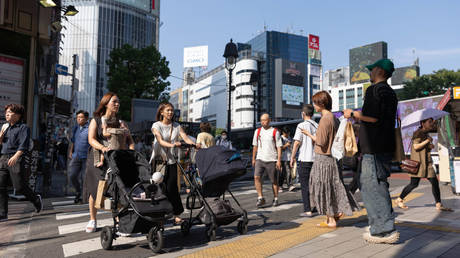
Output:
[156,102,174,121]
[93,92,117,118]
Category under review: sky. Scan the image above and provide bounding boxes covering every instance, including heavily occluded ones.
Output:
[159,0,460,90]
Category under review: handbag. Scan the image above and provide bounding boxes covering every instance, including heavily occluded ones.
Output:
[344,122,358,157]
[95,179,109,210]
[393,118,405,162]
[400,139,420,175]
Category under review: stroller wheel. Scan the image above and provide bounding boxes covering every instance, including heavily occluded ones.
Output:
[100,226,114,250]
[181,220,190,236]
[147,227,163,253]
[205,225,216,241]
[237,221,248,235]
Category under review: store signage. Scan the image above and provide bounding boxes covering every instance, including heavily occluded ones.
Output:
[308,34,319,50]
[437,88,451,110]
[0,55,24,110]
[183,46,208,68]
[453,86,460,100]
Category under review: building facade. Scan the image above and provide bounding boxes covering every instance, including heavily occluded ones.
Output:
[58,0,160,115]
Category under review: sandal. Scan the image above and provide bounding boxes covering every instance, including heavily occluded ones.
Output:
[395,198,408,209]
[334,212,344,222]
[173,217,183,225]
[316,222,336,228]
[436,203,453,212]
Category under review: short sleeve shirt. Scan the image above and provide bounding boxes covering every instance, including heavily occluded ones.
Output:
[293,120,318,162]
[281,135,292,161]
[196,132,215,149]
[359,82,398,154]
[314,112,338,155]
[151,121,181,164]
[252,127,282,162]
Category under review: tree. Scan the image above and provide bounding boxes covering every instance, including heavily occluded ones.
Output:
[398,69,460,101]
[106,44,171,121]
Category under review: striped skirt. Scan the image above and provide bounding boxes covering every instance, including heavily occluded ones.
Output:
[309,154,360,217]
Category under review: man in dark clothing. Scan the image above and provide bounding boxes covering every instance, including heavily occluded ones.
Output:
[344,58,399,244]
[0,104,42,221]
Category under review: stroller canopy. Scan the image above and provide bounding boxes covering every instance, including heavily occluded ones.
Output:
[106,150,151,188]
[195,146,246,185]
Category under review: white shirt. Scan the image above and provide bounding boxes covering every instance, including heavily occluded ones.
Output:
[252,127,282,162]
[293,119,318,162]
[150,121,181,164]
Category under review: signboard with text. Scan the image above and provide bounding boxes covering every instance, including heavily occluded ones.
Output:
[183,46,208,68]
[308,34,320,50]
[0,54,24,120]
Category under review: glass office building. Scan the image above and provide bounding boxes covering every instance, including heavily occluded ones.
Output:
[58,0,160,115]
[246,31,309,121]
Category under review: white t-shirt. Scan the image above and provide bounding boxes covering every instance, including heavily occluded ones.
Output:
[252,127,282,162]
[293,119,318,162]
[150,121,181,164]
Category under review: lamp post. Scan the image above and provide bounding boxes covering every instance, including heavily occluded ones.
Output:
[223,39,238,137]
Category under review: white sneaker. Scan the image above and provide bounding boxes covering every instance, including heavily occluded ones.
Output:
[85,220,97,233]
[288,186,296,192]
[365,226,370,232]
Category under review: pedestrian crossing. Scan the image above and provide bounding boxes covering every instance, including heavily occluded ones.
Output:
[47,182,305,257]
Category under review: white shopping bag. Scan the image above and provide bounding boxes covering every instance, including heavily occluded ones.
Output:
[331,116,347,161]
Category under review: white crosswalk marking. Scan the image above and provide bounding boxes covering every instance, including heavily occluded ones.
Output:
[58,218,114,235]
[52,200,75,206]
[56,210,109,221]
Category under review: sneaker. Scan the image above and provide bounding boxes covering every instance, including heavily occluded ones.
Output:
[278,188,284,193]
[256,198,266,208]
[363,230,399,244]
[272,199,279,207]
[85,220,97,233]
[34,194,43,213]
[365,226,370,232]
[288,186,296,192]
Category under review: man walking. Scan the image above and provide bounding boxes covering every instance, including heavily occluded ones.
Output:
[68,110,90,204]
[0,104,42,221]
[290,104,318,217]
[252,113,282,208]
[216,131,233,150]
[344,58,399,244]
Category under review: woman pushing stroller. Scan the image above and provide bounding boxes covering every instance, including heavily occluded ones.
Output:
[150,102,197,225]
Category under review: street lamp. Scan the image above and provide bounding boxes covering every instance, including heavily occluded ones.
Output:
[223,39,238,137]
[63,5,79,16]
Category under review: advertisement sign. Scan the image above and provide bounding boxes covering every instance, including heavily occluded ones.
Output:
[392,66,419,85]
[183,46,208,68]
[310,65,321,77]
[282,60,305,86]
[437,88,451,110]
[282,84,304,106]
[453,87,460,100]
[309,48,321,65]
[0,55,24,118]
[308,34,320,50]
[328,67,349,88]
[349,41,387,84]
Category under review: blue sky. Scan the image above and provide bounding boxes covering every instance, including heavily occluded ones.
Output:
[159,0,460,90]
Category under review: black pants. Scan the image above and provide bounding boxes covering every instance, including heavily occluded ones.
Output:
[278,161,292,187]
[298,162,313,212]
[400,177,441,203]
[0,154,38,216]
[164,164,184,215]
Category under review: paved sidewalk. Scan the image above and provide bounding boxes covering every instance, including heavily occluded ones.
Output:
[270,178,460,258]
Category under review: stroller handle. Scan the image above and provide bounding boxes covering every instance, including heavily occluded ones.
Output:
[179,142,196,149]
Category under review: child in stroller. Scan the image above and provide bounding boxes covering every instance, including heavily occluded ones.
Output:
[100,149,173,253]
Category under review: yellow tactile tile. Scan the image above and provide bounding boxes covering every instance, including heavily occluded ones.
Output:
[180,192,424,258]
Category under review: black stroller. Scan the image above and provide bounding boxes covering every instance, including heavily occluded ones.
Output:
[99,150,173,253]
[178,145,249,241]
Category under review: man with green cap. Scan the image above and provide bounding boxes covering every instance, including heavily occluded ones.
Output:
[343,58,399,244]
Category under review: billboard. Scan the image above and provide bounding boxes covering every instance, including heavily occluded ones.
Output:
[0,54,24,122]
[282,60,306,86]
[349,41,387,84]
[183,46,208,68]
[391,66,419,85]
[327,67,349,88]
[282,84,304,106]
[308,34,320,50]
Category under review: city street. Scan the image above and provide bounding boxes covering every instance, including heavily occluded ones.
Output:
[1,173,459,258]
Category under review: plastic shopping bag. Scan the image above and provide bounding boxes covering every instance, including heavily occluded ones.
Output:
[331,116,347,160]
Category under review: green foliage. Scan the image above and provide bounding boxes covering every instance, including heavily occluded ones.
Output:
[106,44,171,121]
[215,128,226,136]
[398,69,460,101]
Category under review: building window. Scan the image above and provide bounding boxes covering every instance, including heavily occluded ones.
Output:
[339,90,344,111]
[346,89,355,109]
[357,87,363,107]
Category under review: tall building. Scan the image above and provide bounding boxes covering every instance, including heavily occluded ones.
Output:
[58,0,160,115]
[246,31,312,121]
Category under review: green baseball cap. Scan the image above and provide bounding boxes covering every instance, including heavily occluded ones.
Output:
[366,58,395,75]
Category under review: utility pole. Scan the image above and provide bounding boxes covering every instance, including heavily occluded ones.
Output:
[70,54,78,117]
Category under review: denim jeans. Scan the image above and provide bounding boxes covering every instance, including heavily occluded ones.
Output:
[68,157,86,195]
[361,153,395,235]
[298,162,313,212]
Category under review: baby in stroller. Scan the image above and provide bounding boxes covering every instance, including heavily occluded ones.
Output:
[94,117,131,167]
[100,150,173,253]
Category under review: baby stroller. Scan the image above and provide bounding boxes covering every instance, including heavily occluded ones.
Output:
[99,150,173,253]
[178,145,249,241]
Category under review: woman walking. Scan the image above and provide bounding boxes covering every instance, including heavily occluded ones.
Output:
[196,122,215,149]
[151,102,196,224]
[83,92,134,233]
[302,91,359,228]
[396,118,451,211]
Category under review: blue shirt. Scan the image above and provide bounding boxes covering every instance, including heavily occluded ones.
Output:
[1,122,30,155]
[71,122,89,159]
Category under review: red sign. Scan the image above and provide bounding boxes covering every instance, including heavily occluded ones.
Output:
[308,34,319,50]
[152,0,155,9]
[437,88,451,110]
